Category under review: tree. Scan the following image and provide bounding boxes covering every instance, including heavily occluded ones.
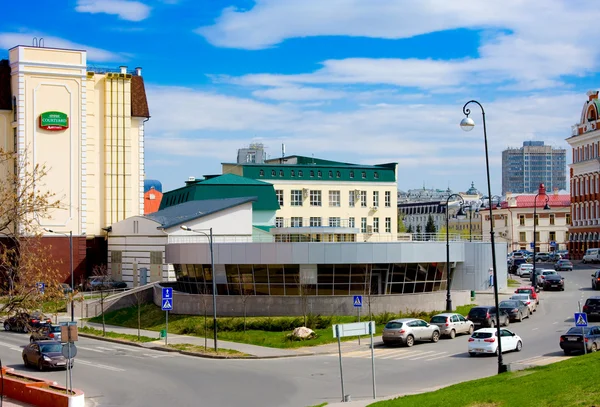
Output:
[0,148,64,316]
[397,213,407,233]
[425,214,437,234]
[239,287,253,333]
[406,224,413,234]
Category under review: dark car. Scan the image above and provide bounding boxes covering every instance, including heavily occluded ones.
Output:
[535,252,550,262]
[592,271,600,290]
[510,258,527,274]
[30,324,62,343]
[498,300,530,322]
[22,340,73,371]
[557,250,570,260]
[583,296,600,321]
[543,274,565,291]
[84,276,128,291]
[466,306,510,328]
[559,325,600,355]
[554,260,573,271]
[3,312,52,333]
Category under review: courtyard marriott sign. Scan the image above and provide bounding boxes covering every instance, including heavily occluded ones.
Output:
[39,111,69,131]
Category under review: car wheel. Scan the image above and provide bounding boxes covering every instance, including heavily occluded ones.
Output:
[22,355,28,366]
[528,309,532,317]
[518,312,523,322]
[494,347,500,356]
[515,340,522,352]
[591,343,598,353]
[468,325,474,335]
[3,322,10,331]
[405,335,414,347]
[37,360,44,372]
[489,320,495,328]
[563,349,571,355]
[448,329,456,339]
[504,318,509,327]
[468,352,476,357]
[431,331,440,343]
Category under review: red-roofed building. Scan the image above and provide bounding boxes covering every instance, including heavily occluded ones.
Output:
[482,185,570,253]
[566,90,600,258]
[144,187,163,215]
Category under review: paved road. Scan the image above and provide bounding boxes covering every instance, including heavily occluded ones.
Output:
[0,263,597,407]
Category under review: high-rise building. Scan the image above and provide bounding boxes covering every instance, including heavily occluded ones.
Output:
[502,141,567,195]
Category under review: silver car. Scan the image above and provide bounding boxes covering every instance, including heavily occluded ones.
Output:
[430,313,474,339]
[382,318,440,347]
[509,294,536,313]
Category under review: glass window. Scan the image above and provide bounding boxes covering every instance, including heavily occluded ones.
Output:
[385,217,391,233]
[519,215,525,226]
[350,171,354,179]
[271,170,276,177]
[385,191,391,207]
[374,172,379,179]
[329,190,340,207]
[317,170,322,178]
[349,217,355,228]
[550,214,555,225]
[336,171,341,178]
[349,191,356,207]
[360,191,367,207]
[549,231,556,241]
[361,217,367,233]
[310,190,322,206]
[298,170,303,177]
[373,217,379,233]
[566,214,571,224]
[310,217,321,227]
[534,215,539,226]
[259,169,264,177]
[361,171,366,179]
[276,189,283,206]
[310,170,315,178]
[373,191,379,207]
[329,217,341,227]
[519,232,526,241]
[291,217,303,227]
[328,170,333,178]
[290,190,303,206]
[291,170,295,177]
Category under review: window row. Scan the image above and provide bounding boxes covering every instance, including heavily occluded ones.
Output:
[275,217,393,233]
[572,175,600,198]
[259,168,381,180]
[518,231,558,241]
[573,143,599,163]
[276,189,392,208]
[518,214,558,226]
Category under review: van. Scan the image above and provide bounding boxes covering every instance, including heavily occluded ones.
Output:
[582,248,600,264]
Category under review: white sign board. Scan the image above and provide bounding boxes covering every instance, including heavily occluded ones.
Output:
[332,321,375,338]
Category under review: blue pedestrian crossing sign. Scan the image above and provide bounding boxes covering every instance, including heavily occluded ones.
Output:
[162,298,173,311]
[575,312,588,327]
[162,287,172,299]
[36,282,45,294]
[353,295,363,308]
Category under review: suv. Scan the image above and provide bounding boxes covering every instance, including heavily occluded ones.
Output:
[535,252,550,262]
[583,296,600,321]
[582,248,600,264]
[466,306,510,328]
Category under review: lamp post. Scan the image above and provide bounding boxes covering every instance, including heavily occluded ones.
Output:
[180,226,217,352]
[45,229,74,322]
[466,204,479,242]
[445,194,466,311]
[461,100,507,374]
[531,185,551,289]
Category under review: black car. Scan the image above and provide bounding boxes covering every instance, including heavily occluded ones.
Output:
[583,296,600,322]
[559,325,600,354]
[498,300,530,322]
[543,274,565,291]
[3,312,52,333]
[592,271,600,290]
[466,306,510,328]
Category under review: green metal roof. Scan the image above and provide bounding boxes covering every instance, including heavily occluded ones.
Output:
[253,225,274,232]
[160,174,280,211]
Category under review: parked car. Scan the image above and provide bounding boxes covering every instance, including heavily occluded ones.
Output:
[559,325,600,354]
[543,274,565,291]
[509,294,536,313]
[498,300,530,322]
[468,328,523,356]
[592,270,600,290]
[3,312,52,333]
[61,283,73,294]
[22,340,73,371]
[548,252,562,262]
[429,313,474,339]
[583,296,600,321]
[466,306,510,328]
[536,269,558,287]
[582,248,600,264]
[514,286,540,304]
[382,318,440,347]
[557,250,570,260]
[84,276,128,291]
[510,258,527,274]
[517,263,534,277]
[554,260,573,272]
[535,252,550,262]
[30,324,62,343]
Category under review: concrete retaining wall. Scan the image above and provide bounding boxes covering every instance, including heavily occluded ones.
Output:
[72,286,155,319]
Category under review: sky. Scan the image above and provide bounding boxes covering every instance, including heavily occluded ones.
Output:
[1,0,598,194]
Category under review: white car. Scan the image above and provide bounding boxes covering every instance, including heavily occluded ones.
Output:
[468,328,523,356]
[509,294,536,313]
[516,263,533,277]
[536,269,558,287]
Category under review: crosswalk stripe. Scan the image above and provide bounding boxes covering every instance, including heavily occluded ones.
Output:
[407,351,437,360]
[111,346,142,352]
[76,345,104,353]
[426,352,461,361]
[376,349,408,359]
[384,350,427,360]
[76,359,125,372]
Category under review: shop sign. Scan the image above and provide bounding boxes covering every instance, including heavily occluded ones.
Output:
[39,111,69,131]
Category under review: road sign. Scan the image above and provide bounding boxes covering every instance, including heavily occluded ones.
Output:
[353,295,362,308]
[61,343,77,359]
[162,287,173,299]
[161,298,173,311]
[37,282,45,294]
[575,312,588,327]
[550,241,557,248]
[530,242,534,249]
[333,321,375,338]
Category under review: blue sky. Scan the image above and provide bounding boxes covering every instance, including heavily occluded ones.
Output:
[2,0,598,194]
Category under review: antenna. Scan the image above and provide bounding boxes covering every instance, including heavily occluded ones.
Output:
[281,143,285,158]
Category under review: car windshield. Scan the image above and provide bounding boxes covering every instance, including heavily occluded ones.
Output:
[385,321,403,329]
[566,327,591,335]
[586,299,600,306]
[511,295,528,301]
[40,344,62,353]
[50,326,61,333]
[430,316,447,323]
[469,308,489,317]
[500,301,519,307]
[471,332,493,339]
[516,289,532,294]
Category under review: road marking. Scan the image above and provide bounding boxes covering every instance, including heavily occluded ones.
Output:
[425,352,462,361]
[407,351,439,360]
[76,345,104,353]
[376,349,408,359]
[0,340,23,352]
[388,350,431,360]
[76,359,125,372]
[111,346,142,352]
[95,346,117,351]
[532,328,539,330]
[552,322,558,325]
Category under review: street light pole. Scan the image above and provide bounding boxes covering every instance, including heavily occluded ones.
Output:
[532,185,550,289]
[461,100,507,374]
[180,226,217,353]
[445,194,466,312]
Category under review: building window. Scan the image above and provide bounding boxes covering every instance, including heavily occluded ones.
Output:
[374,172,379,179]
[349,191,356,207]
[329,217,341,227]
[373,217,379,233]
[291,217,303,227]
[275,217,284,227]
[336,171,341,178]
[291,190,303,206]
[360,191,367,207]
[550,214,555,225]
[279,170,284,177]
[259,170,264,177]
[310,170,315,178]
[361,217,367,233]
[504,216,508,227]
[350,171,354,179]
[385,217,391,233]
[534,231,540,241]
[385,191,391,207]
[310,190,322,206]
[519,232,526,242]
[549,231,556,241]
[349,217,355,228]
[534,215,539,226]
[373,191,379,207]
[329,190,340,207]
[275,190,284,206]
[361,171,366,179]
[310,217,321,227]
[298,170,303,177]
[317,170,322,178]
[271,170,276,177]
[12,96,17,121]
[566,214,571,224]
[291,170,295,177]
[519,215,525,226]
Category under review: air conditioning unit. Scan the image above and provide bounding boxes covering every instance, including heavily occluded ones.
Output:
[366,225,373,233]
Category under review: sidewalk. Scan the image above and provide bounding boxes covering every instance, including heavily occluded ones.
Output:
[0,398,35,407]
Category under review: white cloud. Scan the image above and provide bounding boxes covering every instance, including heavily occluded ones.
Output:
[252,86,346,101]
[0,32,126,62]
[75,0,151,22]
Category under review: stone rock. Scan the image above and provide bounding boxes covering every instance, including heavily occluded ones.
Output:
[291,326,315,340]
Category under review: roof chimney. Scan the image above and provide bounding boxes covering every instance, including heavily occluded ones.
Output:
[587,90,599,101]
[120,66,127,74]
[538,183,546,195]
[135,67,142,76]
[553,187,559,196]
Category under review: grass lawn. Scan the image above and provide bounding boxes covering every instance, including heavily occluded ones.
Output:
[88,303,477,349]
[507,278,521,287]
[79,326,156,343]
[370,352,600,407]
[166,343,249,357]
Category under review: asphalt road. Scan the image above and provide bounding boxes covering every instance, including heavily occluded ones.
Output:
[0,263,597,407]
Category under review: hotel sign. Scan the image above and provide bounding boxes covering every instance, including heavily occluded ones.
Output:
[39,111,69,131]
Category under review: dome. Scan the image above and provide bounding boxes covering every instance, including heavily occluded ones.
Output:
[465,181,479,195]
[144,179,162,193]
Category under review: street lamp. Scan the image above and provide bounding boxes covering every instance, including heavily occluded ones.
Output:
[445,194,466,311]
[45,229,74,322]
[461,100,507,374]
[531,185,551,289]
[180,225,217,352]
